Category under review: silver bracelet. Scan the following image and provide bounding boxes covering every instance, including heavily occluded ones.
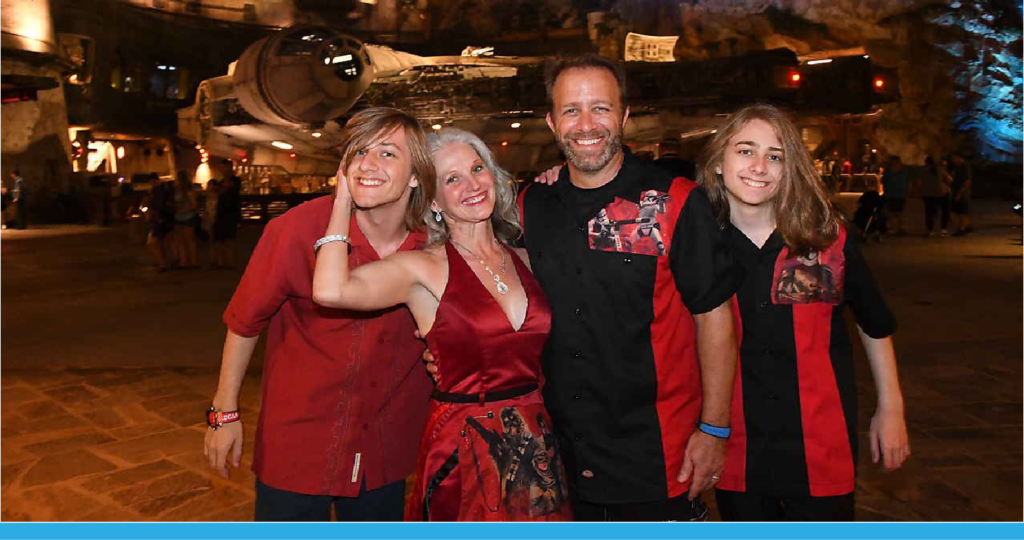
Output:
[313,234,350,251]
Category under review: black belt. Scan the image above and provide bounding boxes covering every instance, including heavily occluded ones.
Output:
[430,384,538,405]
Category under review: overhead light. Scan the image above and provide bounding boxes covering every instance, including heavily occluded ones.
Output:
[510,122,521,129]
[501,141,508,147]
[359,0,377,4]
[873,77,885,89]
[711,130,717,134]
[157,65,167,70]
[790,72,801,83]
[116,147,125,159]
[431,124,442,130]
[271,141,294,150]
[311,132,322,138]
[289,153,297,158]
[807,59,833,65]
[331,54,353,64]
[863,55,870,59]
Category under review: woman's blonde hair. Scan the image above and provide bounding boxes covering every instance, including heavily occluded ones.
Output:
[697,103,842,257]
[425,128,521,245]
[336,107,435,232]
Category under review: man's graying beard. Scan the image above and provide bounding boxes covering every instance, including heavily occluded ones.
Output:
[557,127,624,173]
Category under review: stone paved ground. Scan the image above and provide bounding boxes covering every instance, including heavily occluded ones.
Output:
[1,197,1020,521]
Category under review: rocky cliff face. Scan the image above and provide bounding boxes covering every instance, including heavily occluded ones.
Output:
[606,0,1021,163]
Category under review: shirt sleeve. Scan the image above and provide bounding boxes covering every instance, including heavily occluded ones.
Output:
[223,217,296,337]
[669,186,745,314]
[843,226,897,338]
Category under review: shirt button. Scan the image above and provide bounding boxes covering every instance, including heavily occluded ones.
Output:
[578,225,586,233]
[581,470,595,478]
[762,348,774,356]
[623,257,632,264]
[573,392,582,400]
[759,301,769,308]
[573,435,582,442]
[572,350,582,358]
[574,308,583,316]
[369,381,378,388]
[767,393,779,400]
[378,337,386,344]
[362,423,369,430]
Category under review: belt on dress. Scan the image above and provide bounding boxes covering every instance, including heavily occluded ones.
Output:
[430,383,538,405]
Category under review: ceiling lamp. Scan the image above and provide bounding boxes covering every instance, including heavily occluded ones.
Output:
[271,141,293,150]
[431,124,442,130]
[510,122,521,129]
[311,132,322,138]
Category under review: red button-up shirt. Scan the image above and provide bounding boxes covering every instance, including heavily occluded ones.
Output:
[224,195,432,496]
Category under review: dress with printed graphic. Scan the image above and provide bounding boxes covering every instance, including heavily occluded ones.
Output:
[405,242,572,522]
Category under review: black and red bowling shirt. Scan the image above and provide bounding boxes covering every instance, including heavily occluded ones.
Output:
[519,150,743,504]
[717,224,896,498]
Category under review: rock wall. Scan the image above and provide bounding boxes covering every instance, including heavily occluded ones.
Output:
[606,0,1022,163]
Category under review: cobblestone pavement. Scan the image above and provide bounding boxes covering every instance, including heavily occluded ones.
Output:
[1,197,1020,521]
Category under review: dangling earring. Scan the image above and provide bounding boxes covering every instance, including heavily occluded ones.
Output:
[434,210,443,223]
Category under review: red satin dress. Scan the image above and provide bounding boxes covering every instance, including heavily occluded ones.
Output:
[405,242,572,521]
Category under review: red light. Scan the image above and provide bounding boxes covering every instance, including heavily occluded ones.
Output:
[501,141,508,147]
[289,153,297,158]
[790,72,801,83]
[874,77,885,89]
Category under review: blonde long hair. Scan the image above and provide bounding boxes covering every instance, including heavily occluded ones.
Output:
[697,103,842,257]
[425,128,521,246]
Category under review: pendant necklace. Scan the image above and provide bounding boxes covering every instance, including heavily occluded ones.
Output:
[451,239,509,295]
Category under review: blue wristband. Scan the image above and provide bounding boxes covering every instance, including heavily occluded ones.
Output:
[698,422,731,439]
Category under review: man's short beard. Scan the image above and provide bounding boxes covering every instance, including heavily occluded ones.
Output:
[558,129,623,173]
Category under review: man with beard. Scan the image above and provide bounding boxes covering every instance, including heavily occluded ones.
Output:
[517,55,743,520]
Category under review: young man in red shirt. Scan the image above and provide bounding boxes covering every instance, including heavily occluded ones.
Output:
[203,107,435,521]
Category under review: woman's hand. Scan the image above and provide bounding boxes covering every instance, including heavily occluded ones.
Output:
[335,162,353,206]
[870,407,910,471]
[533,165,563,185]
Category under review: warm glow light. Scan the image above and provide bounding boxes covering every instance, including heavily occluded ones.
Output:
[511,122,521,129]
[195,163,213,187]
[271,141,294,150]
[790,72,801,83]
[289,153,297,158]
[116,146,125,159]
[311,132,322,138]
[874,78,885,89]
[501,141,508,147]
[431,124,442,130]
[807,59,833,65]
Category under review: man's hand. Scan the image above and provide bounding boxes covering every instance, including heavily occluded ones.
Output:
[533,165,563,185]
[204,422,244,479]
[676,430,726,500]
[870,407,910,471]
[413,330,439,385]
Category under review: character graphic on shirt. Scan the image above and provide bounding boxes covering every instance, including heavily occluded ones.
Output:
[464,407,567,517]
[587,191,671,256]
[772,246,844,304]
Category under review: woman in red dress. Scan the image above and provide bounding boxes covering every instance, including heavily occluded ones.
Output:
[313,127,571,521]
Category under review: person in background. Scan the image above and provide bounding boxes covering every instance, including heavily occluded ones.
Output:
[949,152,973,236]
[919,156,951,238]
[9,170,28,229]
[172,170,199,268]
[144,173,175,271]
[204,179,221,268]
[213,175,242,269]
[697,103,909,521]
[880,156,909,235]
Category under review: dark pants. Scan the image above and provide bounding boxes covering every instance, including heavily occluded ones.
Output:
[254,478,406,522]
[573,493,709,522]
[716,489,854,521]
[13,200,27,229]
[923,195,951,232]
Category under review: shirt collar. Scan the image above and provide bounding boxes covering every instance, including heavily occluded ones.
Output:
[348,214,427,261]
